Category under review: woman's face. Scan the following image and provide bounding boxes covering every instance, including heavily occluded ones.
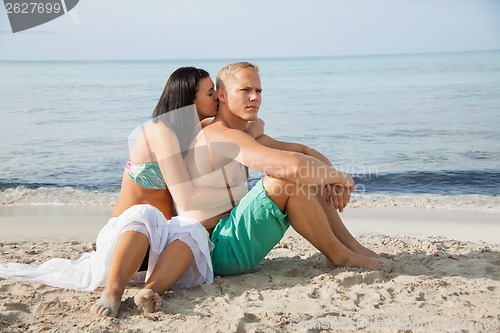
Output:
[194,77,218,119]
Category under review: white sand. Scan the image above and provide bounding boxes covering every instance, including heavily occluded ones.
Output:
[1,206,499,332]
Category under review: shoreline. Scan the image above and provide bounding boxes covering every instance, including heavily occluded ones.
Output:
[2,186,500,212]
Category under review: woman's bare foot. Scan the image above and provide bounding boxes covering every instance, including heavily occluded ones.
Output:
[90,287,122,318]
[134,289,161,313]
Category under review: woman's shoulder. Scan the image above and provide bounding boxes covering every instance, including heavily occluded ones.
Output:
[143,120,182,155]
[147,120,174,133]
[144,120,177,141]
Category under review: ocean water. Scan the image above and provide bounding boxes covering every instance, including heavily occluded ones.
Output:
[1,51,499,210]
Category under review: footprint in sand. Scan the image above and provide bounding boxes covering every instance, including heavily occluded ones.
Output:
[486,286,498,292]
[4,302,31,313]
[484,265,498,275]
[283,266,309,278]
[337,271,387,288]
[241,312,260,324]
[36,298,73,315]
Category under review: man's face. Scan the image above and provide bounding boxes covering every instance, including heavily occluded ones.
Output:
[222,69,262,121]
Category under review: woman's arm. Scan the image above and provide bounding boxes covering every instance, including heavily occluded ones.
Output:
[244,118,265,139]
[147,122,246,212]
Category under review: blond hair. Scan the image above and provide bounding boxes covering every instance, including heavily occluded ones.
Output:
[216,62,259,90]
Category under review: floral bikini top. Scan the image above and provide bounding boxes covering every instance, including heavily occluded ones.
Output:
[125,160,166,190]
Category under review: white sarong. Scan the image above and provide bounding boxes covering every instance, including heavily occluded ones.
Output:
[0,204,214,291]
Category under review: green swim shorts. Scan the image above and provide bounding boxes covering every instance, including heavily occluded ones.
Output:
[210,178,290,276]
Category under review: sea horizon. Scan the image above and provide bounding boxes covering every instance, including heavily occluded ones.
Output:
[1,48,499,63]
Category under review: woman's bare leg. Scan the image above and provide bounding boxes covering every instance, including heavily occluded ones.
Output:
[91,231,149,317]
[134,239,194,313]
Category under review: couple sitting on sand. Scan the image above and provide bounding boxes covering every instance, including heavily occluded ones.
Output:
[93,61,391,317]
[0,62,391,318]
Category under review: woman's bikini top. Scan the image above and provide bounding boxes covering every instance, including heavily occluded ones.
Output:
[125,125,167,190]
[125,160,166,190]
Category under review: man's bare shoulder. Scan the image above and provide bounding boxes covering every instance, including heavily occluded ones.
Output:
[203,122,251,142]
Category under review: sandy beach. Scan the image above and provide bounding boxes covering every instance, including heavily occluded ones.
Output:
[0,206,499,333]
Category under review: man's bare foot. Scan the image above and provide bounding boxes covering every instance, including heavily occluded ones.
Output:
[339,239,380,258]
[134,289,161,313]
[351,244,380,258]
[90,288,122,318]
[327,252,392,272]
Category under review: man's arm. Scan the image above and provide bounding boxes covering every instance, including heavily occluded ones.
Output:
[212,128,352,188]
[257,134,332,166]
[255,134,351,211]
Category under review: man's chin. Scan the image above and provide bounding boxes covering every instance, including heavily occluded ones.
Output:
[244,112,259,121]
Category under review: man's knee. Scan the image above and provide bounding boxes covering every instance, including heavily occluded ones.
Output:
[261,177,288,211]
[262,177,312,211]
[263,176,291,195]
[263,177,323,201]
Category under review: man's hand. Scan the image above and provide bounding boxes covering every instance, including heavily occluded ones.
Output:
[325,184,352,212]
[324,174,354,212]
[244,118,265,139]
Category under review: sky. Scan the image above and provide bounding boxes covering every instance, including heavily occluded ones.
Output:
[0,0,499,60]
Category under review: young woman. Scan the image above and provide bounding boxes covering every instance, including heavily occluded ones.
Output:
[90,67,263,317]
[0,67,263,318]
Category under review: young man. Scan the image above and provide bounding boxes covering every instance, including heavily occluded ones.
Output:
[191,62,391,276]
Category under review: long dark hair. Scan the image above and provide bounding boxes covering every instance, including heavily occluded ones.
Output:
[152,67,210,153]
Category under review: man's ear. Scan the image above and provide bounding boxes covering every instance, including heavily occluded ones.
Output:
[217,89,226,102]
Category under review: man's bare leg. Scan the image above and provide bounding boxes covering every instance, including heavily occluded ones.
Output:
[91,231,149,317]
[316,188,379,258]
[263,177,390,271]
[134,239,194,313]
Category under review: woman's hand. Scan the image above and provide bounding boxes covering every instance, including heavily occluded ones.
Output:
[244,118,265,139]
